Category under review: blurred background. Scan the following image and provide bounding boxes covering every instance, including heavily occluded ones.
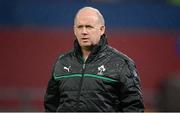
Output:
[0,0,180,111]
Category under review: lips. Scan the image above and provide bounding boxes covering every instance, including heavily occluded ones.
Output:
[81,37,89,41]
[82,37,89,39]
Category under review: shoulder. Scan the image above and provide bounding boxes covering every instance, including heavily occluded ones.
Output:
[52,49,74,71]
[106,46,136,67]
[106,46,139,79]
[56,49,74,61]
[51,50,74,69]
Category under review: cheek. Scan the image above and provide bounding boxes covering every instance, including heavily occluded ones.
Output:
[91,35,101,44]
[74,31,81,40]
[74,30,79,36]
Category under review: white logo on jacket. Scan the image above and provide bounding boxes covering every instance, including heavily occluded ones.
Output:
[64,66,71,72]
[97,65,106,75]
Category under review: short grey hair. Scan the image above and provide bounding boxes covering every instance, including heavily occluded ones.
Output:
[74,6,105,26]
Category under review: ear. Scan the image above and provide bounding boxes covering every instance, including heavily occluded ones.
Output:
[100,26,105,35]
[74,26,77,36]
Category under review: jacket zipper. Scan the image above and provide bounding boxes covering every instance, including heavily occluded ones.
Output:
[75,63,86,111]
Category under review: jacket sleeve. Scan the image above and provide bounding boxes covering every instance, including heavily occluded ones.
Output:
[117,61,144,112]
[44,63,60,112]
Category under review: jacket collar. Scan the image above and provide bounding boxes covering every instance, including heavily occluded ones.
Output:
[74,34,108,63]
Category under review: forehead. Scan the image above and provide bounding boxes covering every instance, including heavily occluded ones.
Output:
[75,10,99,25]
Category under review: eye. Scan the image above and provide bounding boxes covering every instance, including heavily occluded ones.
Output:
[77,25,83,29]
[75,25,94,31]
[85,25,94,30]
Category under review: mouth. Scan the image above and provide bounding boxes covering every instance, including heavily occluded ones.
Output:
[81,37,89,41]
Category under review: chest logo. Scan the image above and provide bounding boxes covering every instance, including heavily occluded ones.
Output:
[64,66,71,72]
[97,65,106,75]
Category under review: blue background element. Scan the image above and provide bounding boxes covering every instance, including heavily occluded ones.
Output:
[0,0,180,30]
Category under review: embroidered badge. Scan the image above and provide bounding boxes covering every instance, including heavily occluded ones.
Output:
[97,65,106,75]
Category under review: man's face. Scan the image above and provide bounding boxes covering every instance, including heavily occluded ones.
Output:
[74,11,105,48]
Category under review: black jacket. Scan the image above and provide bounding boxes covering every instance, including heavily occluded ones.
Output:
[44,35,144,112]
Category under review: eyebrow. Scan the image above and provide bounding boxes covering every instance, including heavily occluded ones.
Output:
[77,25,94,28]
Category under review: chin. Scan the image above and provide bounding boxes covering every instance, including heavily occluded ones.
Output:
[81,44,92,48]
[81,45,91,48]
[81,43,91,47]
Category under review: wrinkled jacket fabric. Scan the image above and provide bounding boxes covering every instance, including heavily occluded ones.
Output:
[44,35,144,112]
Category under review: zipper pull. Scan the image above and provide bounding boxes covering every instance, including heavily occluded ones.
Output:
[83,63,86,69]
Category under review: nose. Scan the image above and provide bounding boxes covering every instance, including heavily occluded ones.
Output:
[81,27,88,35]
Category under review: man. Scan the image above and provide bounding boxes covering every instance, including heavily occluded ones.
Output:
[44,7,144,112]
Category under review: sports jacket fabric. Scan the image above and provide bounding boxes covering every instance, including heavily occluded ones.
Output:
[44,35,144,112]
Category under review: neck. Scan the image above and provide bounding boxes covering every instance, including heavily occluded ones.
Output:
[81,46,92,62]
